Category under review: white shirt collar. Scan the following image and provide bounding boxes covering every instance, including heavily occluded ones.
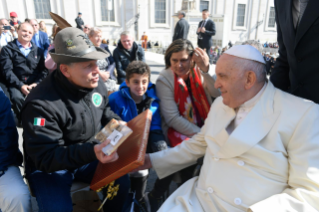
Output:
[239,82,267,110]
[226,82,267,135]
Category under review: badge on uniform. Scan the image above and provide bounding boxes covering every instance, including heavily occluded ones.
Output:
[34,117,45,126]
[92,93,103,107]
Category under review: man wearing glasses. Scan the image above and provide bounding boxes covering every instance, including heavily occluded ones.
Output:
[30,19,50,58]
[83,24,91,35]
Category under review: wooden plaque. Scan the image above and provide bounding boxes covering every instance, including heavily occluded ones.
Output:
[90,109,152,191]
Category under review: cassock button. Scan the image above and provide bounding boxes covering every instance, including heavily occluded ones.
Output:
[234,198,242,205]
[207,187,214,193]
[237,160,245,166]
[214,157,220,161]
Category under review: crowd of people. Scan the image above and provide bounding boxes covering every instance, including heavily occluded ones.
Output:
[208,41,279,72]
[0,4,319,212]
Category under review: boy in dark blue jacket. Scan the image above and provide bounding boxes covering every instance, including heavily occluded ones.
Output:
[109,61,172,211]
[0,87,31,211]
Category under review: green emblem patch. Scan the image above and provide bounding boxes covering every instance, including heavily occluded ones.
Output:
[66,39,76,49]
[92,93,103,107]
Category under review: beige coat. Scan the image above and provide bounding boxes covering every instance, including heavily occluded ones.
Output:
[150,82,319,212]
[156,65,220,137]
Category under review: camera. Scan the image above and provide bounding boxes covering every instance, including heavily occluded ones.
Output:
[3,25,11,30]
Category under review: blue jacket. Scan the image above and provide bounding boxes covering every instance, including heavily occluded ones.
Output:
[31,30,50,57]
[0,87,23,171]
[109,82,162,132]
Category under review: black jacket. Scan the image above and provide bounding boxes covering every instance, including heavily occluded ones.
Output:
[173,18,190,41]
[197,19,216,48]
[113,41,145,84]
[270,0,319,103]
[0,39,48,89]
[75,17,84,29]
[21,70,121,173]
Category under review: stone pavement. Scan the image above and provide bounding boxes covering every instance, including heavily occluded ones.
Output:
[17,48,177,211]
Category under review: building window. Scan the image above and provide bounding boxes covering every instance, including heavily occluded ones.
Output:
[236,4,246,27]
[200,1,209,12]
[101,0,115,22]
[268,7,275,28]
[155,0,166,24]
[34,0,51,19]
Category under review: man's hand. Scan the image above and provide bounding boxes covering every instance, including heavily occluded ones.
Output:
[200,27,206,33]
[192,48,209,73]
[29,83,37,90]
[21,85,30,95]
[94,139,119,164]
[197,28,201,33]
[131,154,152,172]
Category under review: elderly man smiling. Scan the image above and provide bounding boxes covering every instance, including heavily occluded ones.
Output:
[136,45,319,212]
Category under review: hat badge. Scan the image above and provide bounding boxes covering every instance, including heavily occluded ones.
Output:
[66,39,76,49]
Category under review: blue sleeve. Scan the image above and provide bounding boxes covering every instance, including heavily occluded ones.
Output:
[0,88,21,167]
[42,32,50,57]
[150,101,162,131]
[108,92,121,118]
[104,46,115,65]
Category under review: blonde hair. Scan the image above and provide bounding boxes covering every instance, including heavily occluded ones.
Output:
[88,27,102,38]
[39,21,47,33]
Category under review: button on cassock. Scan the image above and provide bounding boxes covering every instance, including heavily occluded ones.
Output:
[207,187,214,193]
[234,198,242,205]
[237,160,245,166]
[214,157,219,161]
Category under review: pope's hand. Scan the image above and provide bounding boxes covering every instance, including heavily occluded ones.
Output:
[118,120,127,126]
[94,139,119,163]
[131,154,152,172]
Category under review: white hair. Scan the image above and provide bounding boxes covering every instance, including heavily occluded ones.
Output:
[120,31,133,37]
[239,59,267,83]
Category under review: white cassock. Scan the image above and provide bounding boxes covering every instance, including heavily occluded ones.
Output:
[150,82,319,212]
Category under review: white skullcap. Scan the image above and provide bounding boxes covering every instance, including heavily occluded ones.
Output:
[224,45,266,64]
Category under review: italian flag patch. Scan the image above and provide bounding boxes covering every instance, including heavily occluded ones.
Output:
[34,118,45,126]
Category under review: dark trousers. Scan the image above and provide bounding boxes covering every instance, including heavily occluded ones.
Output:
[26,160,130,212]
[198,43,213,64]
[148,131,174,197]
[130,130,173,200]
[0,82,25,120]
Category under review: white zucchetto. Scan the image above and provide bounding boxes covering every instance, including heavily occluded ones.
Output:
[224,45,266,64]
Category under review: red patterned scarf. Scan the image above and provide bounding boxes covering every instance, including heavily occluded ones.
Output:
[167,67,210,147]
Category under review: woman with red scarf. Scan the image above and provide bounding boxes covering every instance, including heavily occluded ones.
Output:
[156,39,220,183]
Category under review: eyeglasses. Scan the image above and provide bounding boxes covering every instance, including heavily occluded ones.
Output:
[32,24,38,27]
[84,27,90,29]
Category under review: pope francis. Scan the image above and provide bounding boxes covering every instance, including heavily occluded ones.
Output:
[138,45,319,212]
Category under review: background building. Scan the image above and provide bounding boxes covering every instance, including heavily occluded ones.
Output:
[0,0,277,49]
